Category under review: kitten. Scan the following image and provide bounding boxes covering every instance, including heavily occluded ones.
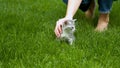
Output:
[60,19,76,45]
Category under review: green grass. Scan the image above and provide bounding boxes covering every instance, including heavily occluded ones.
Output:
[0,0,120,68]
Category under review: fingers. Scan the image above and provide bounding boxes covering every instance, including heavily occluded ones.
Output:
[55,28,60,37]
[54,18,69,38]
[58,24,62,34]
[54,21,62,38]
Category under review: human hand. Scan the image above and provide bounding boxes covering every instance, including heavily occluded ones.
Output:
[54,17,72,38]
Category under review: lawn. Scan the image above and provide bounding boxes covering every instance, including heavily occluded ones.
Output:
[0,0,120,68]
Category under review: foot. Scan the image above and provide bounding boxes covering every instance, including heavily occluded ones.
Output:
[95,22,108,32]
[95,13,109,32]
[85,0,96,18]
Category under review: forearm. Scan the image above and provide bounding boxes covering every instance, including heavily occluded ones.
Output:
[65,0,82,19]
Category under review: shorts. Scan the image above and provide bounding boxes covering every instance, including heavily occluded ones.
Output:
[63,0,113,13]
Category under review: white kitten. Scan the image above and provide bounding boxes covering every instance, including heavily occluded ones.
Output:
[60,19,76,45]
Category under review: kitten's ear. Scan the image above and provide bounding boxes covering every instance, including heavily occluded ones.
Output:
[62,21,67,27]
[72,19,76,24]
[64,21,68,25]
[73,19,77,22]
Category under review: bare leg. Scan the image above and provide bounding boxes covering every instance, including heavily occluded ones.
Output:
[95,13,109,32]
[85,0,96,18]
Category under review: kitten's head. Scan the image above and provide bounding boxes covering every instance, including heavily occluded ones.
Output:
[62,19,76,32]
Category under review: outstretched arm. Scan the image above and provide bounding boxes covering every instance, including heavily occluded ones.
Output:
[55,0,82,37]
[65,0,82,19]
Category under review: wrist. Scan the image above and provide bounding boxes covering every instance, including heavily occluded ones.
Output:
[65,15,73,20]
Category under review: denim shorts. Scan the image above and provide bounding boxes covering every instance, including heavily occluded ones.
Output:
[63,0,113,13]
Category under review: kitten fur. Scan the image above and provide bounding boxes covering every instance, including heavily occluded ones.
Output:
[60,19,76,45]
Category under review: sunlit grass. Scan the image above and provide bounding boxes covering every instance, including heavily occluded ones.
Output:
[0,0,120,68]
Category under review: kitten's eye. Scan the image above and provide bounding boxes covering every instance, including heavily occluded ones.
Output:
[72,27,74,29]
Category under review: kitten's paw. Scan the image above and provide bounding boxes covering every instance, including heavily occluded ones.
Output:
[68,39,74,45]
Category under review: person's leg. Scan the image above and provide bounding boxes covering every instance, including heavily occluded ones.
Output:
[95,0,113,32]
[95,14,109,32]
[85,0,96,18]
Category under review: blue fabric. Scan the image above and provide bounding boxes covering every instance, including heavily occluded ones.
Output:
[63,0,91,12]
[81,0,91,4]
[63,0,113,13]
[98,0,113,13]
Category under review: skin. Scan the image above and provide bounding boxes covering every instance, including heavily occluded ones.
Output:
[54,0,109,37]
[95,13,109,32]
